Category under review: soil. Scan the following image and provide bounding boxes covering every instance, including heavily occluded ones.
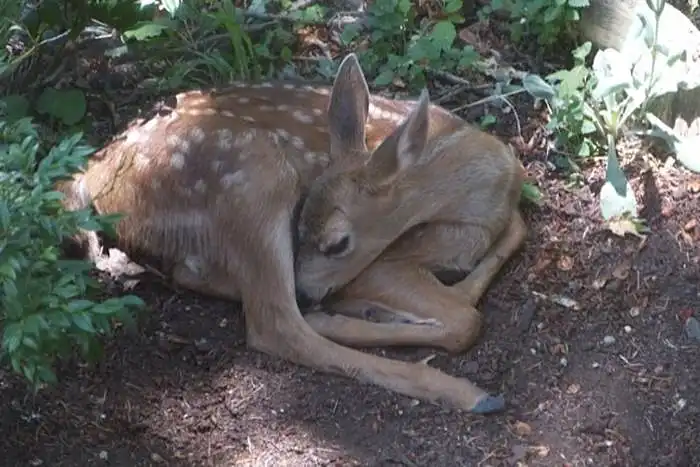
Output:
[2,9,700,467]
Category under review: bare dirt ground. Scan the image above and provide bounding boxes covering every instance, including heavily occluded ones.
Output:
[2,9,700,467]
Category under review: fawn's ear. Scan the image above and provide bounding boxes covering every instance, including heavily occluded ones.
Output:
[327,53,370,160]
[364,88,431,187]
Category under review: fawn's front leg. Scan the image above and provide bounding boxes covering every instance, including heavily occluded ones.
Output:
[304,211,527,354]
[235,208,506,414]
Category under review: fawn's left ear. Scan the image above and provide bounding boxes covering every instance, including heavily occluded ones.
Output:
[327,53,370,160]
[364,88,431,187]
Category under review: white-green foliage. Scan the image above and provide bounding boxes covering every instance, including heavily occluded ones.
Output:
[532,0,700,226]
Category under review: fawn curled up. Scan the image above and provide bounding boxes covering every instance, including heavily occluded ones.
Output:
[57,53,527,414]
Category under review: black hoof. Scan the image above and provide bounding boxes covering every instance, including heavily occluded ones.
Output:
[471,394,506,414]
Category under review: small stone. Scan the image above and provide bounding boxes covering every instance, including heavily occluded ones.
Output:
[99,451,108,461]
[513,420,533,436]
[592,362,601,368]
[194,337,212,352]
[530,348,537,355]
[602,335,616,346]
[560,357,568,367]
[624,325,632,334]
[566,383,580,394]
[151,453,165,463]
[629,307,640,317]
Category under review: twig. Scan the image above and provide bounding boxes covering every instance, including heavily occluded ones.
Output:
[428,68,472,87]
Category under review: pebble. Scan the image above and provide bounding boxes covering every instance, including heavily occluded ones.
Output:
[602,335,616,346]
[624,325,632,333]
[560,357,568,367]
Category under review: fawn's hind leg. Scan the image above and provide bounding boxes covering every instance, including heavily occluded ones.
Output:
[171,257,242,302]
[304,211,527,353]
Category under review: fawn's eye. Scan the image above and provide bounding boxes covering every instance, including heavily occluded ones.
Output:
[323,235,351,257]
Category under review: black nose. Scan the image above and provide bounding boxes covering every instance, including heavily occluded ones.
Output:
[295,287,313,309]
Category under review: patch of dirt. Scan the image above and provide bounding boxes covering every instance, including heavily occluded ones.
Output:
[3,13,700,467]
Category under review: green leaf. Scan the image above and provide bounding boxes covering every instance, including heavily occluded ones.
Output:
[3,323,23,353]
[599,142,638,220]
[522,73,556,99]
[0,95,30,121]
[646,113,700,173]
[581,119,597,134]
[592,77,631,101]
[160,0,182,17]
[123,22,171,41]
[373,69,395,86]
[521,182,543,205]
[430,20,457,51]
[71,313,96,333]
[68,299,95,313]
[121,295,146,308]
[36,89,87,126]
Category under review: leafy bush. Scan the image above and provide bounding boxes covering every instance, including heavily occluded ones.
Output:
[0,116,144,390]
[339,0,479,90]
[481,0,589,49]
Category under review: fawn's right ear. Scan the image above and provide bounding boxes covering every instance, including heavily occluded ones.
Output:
[327,53,370,159]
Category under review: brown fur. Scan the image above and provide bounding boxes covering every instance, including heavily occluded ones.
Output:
[58,54,527,413]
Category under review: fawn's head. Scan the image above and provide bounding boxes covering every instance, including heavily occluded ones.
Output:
[295,53,433,302]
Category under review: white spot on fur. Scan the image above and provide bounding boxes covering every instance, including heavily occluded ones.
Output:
[167,134,190,152]
[194,179,207,194]
[290,136,305,150]
[220,171,246,189]
[184,255,205,275]
[134,152,150,169]
[216,129,234,150]
[220,110,235,118]
[312,108,323,116]
[241,116,255,123]
[238,97,250,104]
[186,108,206,116]
[277,104,289,112]
[283,83,295,90]
[170,152,185,169]
[292,110,313,124]
[142,118,160,132]
[189,127,206,143]
[125,128,148,145]
[260,82,273,88]
[234,130,255,148]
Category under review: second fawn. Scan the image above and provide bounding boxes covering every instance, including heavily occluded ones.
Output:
[59,54,527,413]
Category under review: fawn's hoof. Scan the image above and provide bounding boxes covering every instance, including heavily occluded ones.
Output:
[471,394,506,414]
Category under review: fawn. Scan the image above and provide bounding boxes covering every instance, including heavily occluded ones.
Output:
[58,54,527,414]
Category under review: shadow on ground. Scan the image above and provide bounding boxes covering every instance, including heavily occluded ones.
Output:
[2,148,699,466]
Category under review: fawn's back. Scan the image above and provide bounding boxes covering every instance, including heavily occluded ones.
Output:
[60,76,523,300]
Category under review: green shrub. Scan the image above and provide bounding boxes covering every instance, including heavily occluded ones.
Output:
[0,117,144,390]
[481,0,589,49]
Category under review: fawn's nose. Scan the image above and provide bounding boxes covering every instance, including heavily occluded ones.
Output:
[295,287,314,309]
